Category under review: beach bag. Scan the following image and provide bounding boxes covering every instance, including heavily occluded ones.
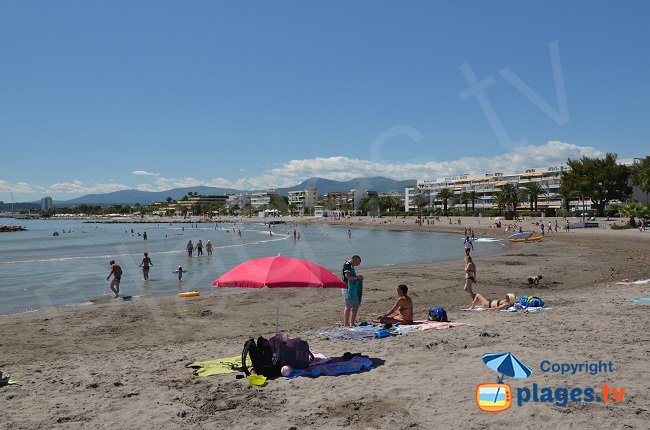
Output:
[519,295,544,308]
[241,337,281,377]
[269,335,315,370]
[428,307,448,322]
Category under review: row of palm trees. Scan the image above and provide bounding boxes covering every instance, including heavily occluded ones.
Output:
[421,182,547,215]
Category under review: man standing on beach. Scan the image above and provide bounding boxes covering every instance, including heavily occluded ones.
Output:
[342,255,364,327]
[107,260,123,298]
[139,252,152,281]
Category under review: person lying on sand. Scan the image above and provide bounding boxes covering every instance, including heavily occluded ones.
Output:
[374,284,413,325]
[470,293,516,310]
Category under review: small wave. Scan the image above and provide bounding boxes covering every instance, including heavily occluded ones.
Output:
[0,234,290,264]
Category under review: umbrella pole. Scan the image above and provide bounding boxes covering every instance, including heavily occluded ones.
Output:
[274,290,281,334]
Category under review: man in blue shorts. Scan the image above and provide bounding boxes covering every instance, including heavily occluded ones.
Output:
[342,255,364,327]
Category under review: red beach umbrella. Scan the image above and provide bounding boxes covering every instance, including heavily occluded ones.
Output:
[212,256,346,332]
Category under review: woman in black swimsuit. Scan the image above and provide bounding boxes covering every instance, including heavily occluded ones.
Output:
[470,293,516,310]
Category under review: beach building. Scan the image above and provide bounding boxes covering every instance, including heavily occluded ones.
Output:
[405,157,647,213]
[249,190,280,209]
[406,165,566,212]
[177,195,229,208]
[40,196,53,211]
[318,189,365,211]
[288,188,318,216]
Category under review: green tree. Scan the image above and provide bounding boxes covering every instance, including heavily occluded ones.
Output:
[611,201,649,227]
[437,188,453,214]
[467,191,478,212]
[460,192,470,212]
[166,197,173,203]
[560,153,632,216]
[523,182,546,211]
[495,183,519,217]
[631,156,650,204]
[361,196,380,216]
[412,194,427,223]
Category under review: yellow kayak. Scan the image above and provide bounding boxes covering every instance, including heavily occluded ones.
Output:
[508,235,543,243]
[178,291,200,298]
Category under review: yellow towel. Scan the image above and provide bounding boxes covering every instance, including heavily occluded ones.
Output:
[187,355,252,377]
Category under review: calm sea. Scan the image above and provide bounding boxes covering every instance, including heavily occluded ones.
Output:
[0,218,503,315]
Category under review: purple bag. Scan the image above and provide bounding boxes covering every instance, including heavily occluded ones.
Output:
[269,334,315,370]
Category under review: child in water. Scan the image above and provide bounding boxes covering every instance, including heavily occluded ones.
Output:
[174,266,188,281]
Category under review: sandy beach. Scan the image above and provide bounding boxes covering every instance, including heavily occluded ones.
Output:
[1,217,649,430]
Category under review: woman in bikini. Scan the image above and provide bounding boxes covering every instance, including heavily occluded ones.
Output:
[464,256,477,298]
[374,284,413,325]
[470,293,516,310]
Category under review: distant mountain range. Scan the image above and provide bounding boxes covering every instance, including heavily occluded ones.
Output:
[22,177,415,206]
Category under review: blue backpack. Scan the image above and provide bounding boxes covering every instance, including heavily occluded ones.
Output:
[428,307,448,322]
[519,295,544,308]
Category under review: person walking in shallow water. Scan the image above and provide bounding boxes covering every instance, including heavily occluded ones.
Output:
[107,260,123,298]
[139,252,152,280]
[186,240,194,257]
[205,240,213,256]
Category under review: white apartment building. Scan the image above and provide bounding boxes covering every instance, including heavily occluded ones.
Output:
[406,164,569,212]
[406,157,645,213]
[288,188,318,215]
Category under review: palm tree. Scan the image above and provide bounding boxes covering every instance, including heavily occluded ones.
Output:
[495,183,519,217]
[288,203,298,216]
[460,192,470,212]
[523,182,545,211]
[468,191,478,212]
[493,192,508,215]
[437,188,453,215]
[612,202,649,227]
[413,194,427,223]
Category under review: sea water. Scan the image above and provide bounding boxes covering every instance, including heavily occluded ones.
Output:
[0,218,503,315]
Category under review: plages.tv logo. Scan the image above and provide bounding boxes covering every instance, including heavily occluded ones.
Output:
[476,352,532,412]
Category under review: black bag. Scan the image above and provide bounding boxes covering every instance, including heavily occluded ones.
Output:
[241,336,281,377]
[270,335,315,370]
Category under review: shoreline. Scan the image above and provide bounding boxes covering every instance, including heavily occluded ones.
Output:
[1,217,649,429]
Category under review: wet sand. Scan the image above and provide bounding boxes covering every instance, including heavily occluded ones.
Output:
[1,217,649,429]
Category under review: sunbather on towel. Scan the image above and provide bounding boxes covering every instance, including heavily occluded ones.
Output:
[374,284,413,325]
[470,293,516,310]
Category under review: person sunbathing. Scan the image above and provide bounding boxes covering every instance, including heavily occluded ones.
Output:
[374,284,413,325]
[470,293,516,310]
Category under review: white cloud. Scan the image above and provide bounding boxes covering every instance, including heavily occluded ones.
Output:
[0,180,41,193]
[2,141,606,200]
[134,141,603,191]
[46,180,130,195]
[132,170,160,177]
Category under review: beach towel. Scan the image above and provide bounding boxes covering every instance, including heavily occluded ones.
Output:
[615,279,650,285]
[187,355,251,377]
[285,355,373,379]
[501,304,550,313]
[410,320,468,330]
[624,298,650,303]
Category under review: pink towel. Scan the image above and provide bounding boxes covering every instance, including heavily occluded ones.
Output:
[410,320,468,331]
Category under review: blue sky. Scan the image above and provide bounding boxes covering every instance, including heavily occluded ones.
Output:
[1,1,648,201]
